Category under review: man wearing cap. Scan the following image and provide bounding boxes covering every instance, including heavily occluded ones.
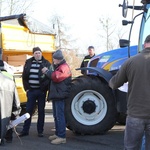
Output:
[80,46,95,75]
[42,49,72,144]
[18,47,51,137]
[109,34,150,149]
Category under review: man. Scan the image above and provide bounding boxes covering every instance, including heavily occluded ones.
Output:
[0,60,16,143]
[0,67,21,145]
[109,34,150,149]
[80,46,95,74]
[0,60,14,80]
[42,50,72,144]
[18,47,51,137]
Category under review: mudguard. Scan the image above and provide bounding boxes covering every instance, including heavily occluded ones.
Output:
[76,67,113,83]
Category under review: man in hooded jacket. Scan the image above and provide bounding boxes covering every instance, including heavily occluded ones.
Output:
[0,70,21,145]
[42,49,72,144]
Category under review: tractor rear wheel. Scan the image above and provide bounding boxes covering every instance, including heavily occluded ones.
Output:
[65,75,117,135]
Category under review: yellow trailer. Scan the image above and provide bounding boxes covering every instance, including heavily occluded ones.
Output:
[0,14,56,114]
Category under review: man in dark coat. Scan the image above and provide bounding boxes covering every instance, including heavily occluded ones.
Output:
[109,34,150,149]
[18,47,51,137]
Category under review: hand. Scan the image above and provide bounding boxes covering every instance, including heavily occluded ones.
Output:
[42,67,48,74]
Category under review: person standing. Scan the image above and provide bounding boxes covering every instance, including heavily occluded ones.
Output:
[0,60,16,143]
[109,34,150,149]
[0,68,21,145]
[18,47,51,137]
[42,50,72,144]
[80,46,95,74]
[0,60,14,80]
[141,134,145,150]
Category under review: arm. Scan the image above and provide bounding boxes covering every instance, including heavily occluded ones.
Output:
[42,65,53,79]
[109,61,128,90]
[51,64,71,83]
[11,85,21,119]
[22,60,30,91]
[80,57,86,74]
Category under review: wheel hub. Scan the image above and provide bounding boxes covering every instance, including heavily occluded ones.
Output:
[82,99,96,114]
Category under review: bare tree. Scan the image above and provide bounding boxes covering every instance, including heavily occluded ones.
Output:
[63,49,82,77]
[98,16,126,51]
[0,0,35,16]
[48,14,81,77]
[115,27,127,48]
[49,14,77,51]
[98,17,116,51]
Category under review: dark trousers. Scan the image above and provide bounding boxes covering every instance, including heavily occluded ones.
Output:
[22,89,46,134]
[5,114,16,141]
[5,129,13,141]
[124,116,150,150]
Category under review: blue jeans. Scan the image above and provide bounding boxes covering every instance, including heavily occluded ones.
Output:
[141,134,145,150]
[23,89,46,133]
[124,116,150,150]
[52,100,66,138]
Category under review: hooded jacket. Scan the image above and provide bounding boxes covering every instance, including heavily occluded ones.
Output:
[0,72,21,143]
[46,59,72,100]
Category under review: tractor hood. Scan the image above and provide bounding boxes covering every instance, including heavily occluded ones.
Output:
[88,45,138,72]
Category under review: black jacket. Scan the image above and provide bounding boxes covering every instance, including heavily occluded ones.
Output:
[22,56,51,92]
[80,54,95,74]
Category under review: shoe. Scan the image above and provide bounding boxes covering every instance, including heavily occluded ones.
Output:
[51,137,66,144]
[5,139,12,143]
[38,133,44,137]
[48,134,58,141]
[18,131,29,137]
[0,139,5,146]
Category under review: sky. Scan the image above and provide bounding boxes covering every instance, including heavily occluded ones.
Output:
[31,0,142,54]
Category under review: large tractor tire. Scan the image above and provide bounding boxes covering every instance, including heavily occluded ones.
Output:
[65,75,117,135]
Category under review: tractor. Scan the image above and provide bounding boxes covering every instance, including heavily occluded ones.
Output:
[65,0,150,135]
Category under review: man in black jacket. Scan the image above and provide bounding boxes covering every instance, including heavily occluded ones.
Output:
[18,47,51,137]
[80,46,95,75]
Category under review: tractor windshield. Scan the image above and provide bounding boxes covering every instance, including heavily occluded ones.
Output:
[138,4,150,52]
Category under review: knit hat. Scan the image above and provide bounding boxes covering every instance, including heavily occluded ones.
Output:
[53,50,64,60]
[144,35,150,43]
[88,46,94,50]
[0,60,4,70]
[33,47,42,53]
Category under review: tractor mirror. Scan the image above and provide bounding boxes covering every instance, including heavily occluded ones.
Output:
[122,0,128,18]
[119,39,130,48]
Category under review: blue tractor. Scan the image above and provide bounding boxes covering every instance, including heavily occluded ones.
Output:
[65,0,150,135]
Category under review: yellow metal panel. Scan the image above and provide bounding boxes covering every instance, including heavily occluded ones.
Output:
[15,78,27,103]
[1,22,55,105]
[1,23,55,52]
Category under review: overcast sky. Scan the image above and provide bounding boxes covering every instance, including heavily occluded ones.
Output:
[32,0,142,53]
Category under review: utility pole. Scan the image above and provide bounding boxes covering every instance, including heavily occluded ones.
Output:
[0,0,2,16]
